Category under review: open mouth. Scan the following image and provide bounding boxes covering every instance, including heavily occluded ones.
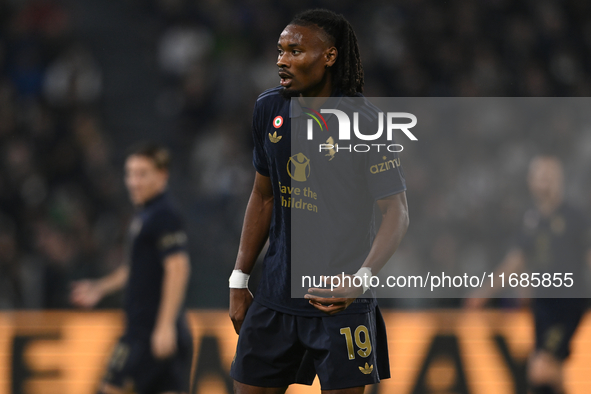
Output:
[279,71,293,87]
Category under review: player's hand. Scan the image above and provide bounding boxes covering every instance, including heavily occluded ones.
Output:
[151,323,177,359]
[304,275,364,315]
[229,288,253,335]
[70,280,103,309]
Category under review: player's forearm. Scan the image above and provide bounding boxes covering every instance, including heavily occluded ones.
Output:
[361,192,409,275]
[234,176,274,274]
[96,265,129,296]
[155,252,190,329]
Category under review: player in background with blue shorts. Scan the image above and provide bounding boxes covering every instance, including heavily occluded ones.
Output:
[229,9,409,394]
[71,143,193,394]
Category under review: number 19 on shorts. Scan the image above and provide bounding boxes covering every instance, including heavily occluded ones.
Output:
[340,325,372,360]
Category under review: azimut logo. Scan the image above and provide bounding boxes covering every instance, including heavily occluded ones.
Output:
[305,109,417,153]
[370,156,401,174]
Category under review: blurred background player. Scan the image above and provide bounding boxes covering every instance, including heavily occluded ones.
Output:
[467,156,591,394]
[71,143,193,394]
[229,9,409,394]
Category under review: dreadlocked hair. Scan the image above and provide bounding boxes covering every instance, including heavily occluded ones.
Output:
[290,9,364,96]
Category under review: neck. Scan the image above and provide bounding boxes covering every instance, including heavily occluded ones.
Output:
[299,73,334,107]
[535,195,562,216]
[298,95,330,110]
[137,189,166,207]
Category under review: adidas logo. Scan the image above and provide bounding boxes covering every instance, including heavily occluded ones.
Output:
[359,362,373,375]
[269,131,282,143]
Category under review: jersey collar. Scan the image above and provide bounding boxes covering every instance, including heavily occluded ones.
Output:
[141,190,168,209]
[289,89,346,119]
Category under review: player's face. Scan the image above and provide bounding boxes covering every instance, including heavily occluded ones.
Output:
[527,157,563,204]
[277,24,337,97]
[124,155,168,206]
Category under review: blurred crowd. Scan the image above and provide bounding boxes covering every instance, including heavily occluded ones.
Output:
[1,0,591,309]
[0,0,127,308]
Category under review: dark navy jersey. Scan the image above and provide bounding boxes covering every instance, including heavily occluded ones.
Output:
[516,203,591,297]
[125,192,188,336]
[251,87,407,316]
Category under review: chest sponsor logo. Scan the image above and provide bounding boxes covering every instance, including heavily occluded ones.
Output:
[370,156,401,174]
[287,153,310,182]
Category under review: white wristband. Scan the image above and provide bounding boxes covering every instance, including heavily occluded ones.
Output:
[229,270,250,289]
[354,267,373,294]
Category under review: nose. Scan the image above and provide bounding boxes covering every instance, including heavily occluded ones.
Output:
[277,52,289,68]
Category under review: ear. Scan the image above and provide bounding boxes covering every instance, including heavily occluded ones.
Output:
[325,47,337,68]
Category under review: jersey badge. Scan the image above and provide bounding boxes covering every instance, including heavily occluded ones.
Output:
[273,116,283,128]
[268,131,282,143]
[325,136,337,161]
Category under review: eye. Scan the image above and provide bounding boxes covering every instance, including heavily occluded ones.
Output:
[292,50,301,55]
[277,48,284,56]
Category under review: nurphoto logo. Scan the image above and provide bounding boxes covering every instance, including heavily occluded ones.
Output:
[305,109,418,153]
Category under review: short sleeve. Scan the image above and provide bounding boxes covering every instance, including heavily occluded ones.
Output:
[252,100,270,177]
[151,210,188,260]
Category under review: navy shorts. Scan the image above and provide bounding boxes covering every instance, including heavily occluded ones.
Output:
[533,298,587,360]
[230,300,390,390]
[101,326,193,394]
